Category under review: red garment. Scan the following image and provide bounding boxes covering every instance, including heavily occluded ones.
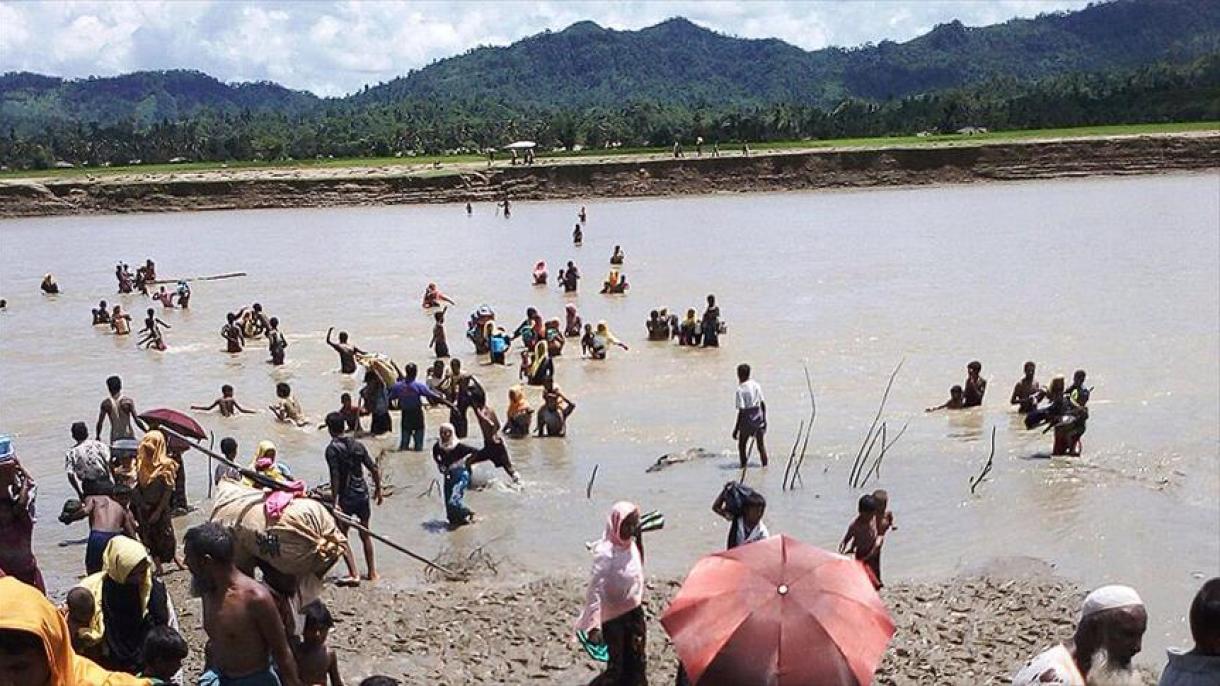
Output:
[0,509,45,593]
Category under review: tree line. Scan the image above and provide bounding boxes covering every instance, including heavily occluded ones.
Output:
[2,55,1216,170]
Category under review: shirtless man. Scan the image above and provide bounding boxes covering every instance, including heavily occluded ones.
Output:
[110,305,132,335]
[326,328,364,375]
[193,385,257,417]
[138,307,171,350]
[97,376,144,444]
[59,482,138,575]
[250,304,272,337]
[92,301,111,325]
[266,317,287,366]
[184,522,303,686]
[221,313,244,353]
[468,391,519,482]
[1010,361,1043,414]
[963,361,987,407]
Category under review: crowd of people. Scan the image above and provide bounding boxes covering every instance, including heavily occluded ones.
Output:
[4,201,1214,686]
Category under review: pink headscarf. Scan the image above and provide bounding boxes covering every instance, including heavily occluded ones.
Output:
[575,501,643,632]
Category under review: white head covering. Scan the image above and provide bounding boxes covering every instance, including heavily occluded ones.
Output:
[1081,585,1143,619]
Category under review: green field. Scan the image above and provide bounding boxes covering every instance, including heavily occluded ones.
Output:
[2,121,1215,181]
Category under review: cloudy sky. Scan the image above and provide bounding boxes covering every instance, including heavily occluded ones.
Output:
[0,1,1090,97]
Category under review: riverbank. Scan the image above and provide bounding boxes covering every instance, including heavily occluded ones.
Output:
[161,562,1157,685]
[1,131,1216,218]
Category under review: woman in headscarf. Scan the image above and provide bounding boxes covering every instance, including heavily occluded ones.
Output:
[544,318,565,357]
[75,536,173,675]
[532,261,548,286]
[504,387,533,438]
[0,576,149,686]
[591,322,629,359]
[431,424,479,528]
[564,304,583,338]
[245,441,293,485]
[575,502,646,686]
[678,308,701,346]
[132,431,181,575]
[526,341,554,386]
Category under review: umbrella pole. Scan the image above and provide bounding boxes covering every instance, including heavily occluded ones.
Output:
[155,425,460,579]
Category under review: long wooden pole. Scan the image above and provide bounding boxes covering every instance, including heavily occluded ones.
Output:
[156,425,460,578]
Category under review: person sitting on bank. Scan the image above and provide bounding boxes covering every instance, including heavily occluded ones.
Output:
[1012,585,1146,686]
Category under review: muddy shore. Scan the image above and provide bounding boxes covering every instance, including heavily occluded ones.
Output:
[1,132,1216,218]
[160,562,1157,686]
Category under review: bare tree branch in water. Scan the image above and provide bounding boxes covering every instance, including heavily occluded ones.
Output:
[849,359,905,488]
[969,427,998,495]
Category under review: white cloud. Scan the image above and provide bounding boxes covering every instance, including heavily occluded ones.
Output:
[0,0,1091,96]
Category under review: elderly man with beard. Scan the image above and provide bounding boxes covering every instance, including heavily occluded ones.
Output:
[1013,585,1147,686]
[184,522,302,686]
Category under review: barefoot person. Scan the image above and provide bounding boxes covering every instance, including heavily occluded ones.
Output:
[1013,585,1147,686]
[326,328,364,375]
[324,413,383,583]
[432,423,479,527]
[575,502,647,686]
[733,363,769,468]
[184,522,303,686]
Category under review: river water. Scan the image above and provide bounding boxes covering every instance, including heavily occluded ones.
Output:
[1,173,1217,660]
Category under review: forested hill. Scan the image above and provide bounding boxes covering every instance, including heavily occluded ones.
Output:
[3,0,1218,131]
[355,0,1220,108]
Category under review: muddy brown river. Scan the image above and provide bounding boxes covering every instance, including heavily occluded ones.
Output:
[1,172,1216,660]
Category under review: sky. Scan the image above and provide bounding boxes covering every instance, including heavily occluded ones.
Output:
[0,1,1092,97]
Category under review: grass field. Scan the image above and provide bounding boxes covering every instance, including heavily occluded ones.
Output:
[2,121,1215,181]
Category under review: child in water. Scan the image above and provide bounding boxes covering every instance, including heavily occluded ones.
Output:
[137,307,170,350]
[839,494,881,589]
[192,385,257,417]
[296,601,343,686]
[430,308,450,359]
[269,382,309,427]
[110,305,131,335]
[926,385,965,412]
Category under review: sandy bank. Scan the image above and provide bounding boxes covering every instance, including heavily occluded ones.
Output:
[160,560,1156,686]
[1,132,1216,218]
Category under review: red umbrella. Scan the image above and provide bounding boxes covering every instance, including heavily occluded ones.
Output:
[139,408,206,452]
[661,535,894,686]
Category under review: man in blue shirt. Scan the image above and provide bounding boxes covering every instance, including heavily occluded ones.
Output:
[390,363,453,451]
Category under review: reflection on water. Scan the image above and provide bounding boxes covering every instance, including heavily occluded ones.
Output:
[1,173,1217,660]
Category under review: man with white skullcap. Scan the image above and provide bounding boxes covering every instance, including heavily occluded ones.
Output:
[1012,584,1148,685]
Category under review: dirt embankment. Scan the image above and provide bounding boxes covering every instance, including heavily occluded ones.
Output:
[161,564,1157,686]
[2,133,1216,218]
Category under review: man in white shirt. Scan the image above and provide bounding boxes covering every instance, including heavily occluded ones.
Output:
[65,421,112,498]
[733,363,768,469]
[1012,584,1147,686]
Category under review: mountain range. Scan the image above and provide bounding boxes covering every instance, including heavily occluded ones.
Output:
[2,0,1218,132]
